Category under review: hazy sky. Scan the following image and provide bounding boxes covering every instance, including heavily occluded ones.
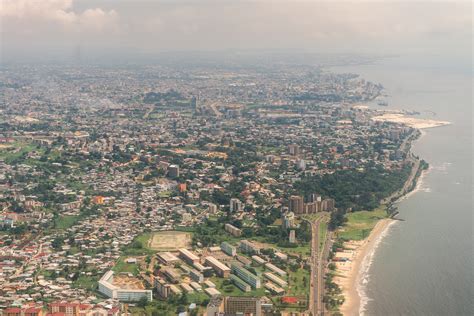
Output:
[1,0,472,63]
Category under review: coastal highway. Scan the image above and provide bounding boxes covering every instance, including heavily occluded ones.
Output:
[381,130,422,205]
[381,154,420,205]
[306,213,331,316]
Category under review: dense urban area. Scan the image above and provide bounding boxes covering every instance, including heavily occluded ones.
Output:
[0,61,421,316]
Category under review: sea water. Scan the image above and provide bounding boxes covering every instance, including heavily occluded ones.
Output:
[332,55,473,316]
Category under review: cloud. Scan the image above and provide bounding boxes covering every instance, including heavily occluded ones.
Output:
[0,0,118,31]
[0,1,470,62]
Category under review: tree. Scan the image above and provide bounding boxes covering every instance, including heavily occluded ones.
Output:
[137,296,148,308]
[51,236,64,250]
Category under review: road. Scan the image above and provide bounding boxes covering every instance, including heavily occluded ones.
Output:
[306,214,331,316]
[381,155,420,205]
[381,130,421,205]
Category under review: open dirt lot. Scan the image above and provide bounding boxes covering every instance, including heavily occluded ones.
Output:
[114,274,145,290]
[148,231,192,251]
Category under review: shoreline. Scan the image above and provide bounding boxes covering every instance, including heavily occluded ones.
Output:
[371,113,451,129]
[336,218,396,316]
[334,126,430,315]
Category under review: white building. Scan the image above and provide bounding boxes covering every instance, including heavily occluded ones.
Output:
[98,271,153,302]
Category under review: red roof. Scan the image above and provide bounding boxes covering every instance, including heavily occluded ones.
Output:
[281,296,298,304]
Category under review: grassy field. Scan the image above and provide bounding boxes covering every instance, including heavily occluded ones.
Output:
[113,257,140,275]
[273,243,311,257]
[0,141,39,163]
[338,207,388,240]
[301,213,325,222]
[319,221,328,250]
[287,267,310,296]
[158,190,172,198]
[54,215,81,230]
[73,275,98,291]
[121,233,156,256]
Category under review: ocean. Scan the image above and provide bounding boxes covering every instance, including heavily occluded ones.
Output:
[332,55,473,316]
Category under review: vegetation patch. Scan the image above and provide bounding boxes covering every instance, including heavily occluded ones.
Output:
[337,207,387,240]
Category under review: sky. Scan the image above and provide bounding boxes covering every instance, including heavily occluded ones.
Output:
[0,0,472,63]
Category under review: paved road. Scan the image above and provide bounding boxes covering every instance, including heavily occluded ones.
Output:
[382,130,421,205]
[306,214,331,316]
[381,155,420,205]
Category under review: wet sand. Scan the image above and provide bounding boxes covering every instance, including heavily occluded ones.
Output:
[335,219,395,316]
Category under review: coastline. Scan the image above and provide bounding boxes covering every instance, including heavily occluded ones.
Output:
[336,218,396,316]
[334,126,430,316]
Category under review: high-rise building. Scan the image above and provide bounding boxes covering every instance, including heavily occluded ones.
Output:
[289,195,304,214]
[224,296,262,316]
[206,296,272,316]
[296,159,306,170]
[288,144,300,156]
[289,230,296,243]
[304,202,319,214]
[168,164,180,178]
[230,198,243,212]
[225,223,242,237]
[321,198,336,212]
[308,193,322,203]
[282,212,295,229]
[208,203,218,213]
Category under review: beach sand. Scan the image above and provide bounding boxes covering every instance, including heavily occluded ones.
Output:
[335,219,395,316]
[371,113,450,129]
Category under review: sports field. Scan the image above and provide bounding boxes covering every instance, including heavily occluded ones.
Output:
[148,231,192,251]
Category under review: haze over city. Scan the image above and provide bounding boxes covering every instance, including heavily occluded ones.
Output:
[1,1,472,64]
[0,1,471,316]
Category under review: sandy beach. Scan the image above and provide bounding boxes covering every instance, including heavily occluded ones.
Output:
[334,219,395,316]
[371,113,450,129]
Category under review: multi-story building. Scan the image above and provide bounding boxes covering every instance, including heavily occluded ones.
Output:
[264,282,285,295]
[289,230,296,243]
[263,272,288,287]
[205,256,231,277]
[264,262,287,277]
[189,269,204,283]
[178,248,200,265]
[229,198,243,212]
[251,255,266,265]
[282,211,295,229]
[224,296,262,316]
[48,302,91,316]
[220,241,237,257]
[231,263,261,289]
[289,195,304,214]
[224,223,242,237]
[239,240,261,255]
[321,198,336,212]
[230,274,251,292]
[288,144,300,156]
[157,252,180,265]
[98,271,153,302]
[206,296,268,316]
[1,306,43,316]
[168,164,180,178]
[206,296,224,316]
[208,203,218,213]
